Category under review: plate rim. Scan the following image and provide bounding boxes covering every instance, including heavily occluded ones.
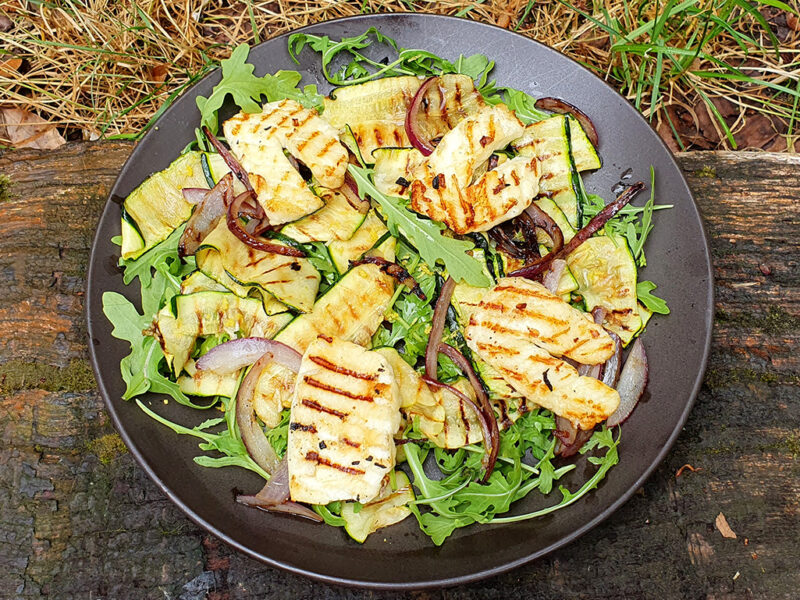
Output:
[85,12,714,590]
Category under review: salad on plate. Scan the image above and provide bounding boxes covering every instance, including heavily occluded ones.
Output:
[103,28,670,545]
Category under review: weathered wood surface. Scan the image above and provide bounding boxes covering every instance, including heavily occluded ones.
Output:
[0,142,797,599]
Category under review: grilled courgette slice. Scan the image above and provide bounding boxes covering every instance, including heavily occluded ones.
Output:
[566,235,641,345]
[196,222,320,313]
[514,115,581,228]
[121,151,210,259]
[154,291,292,375]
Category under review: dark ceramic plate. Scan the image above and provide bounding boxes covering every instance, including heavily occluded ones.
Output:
[86,13,713,590]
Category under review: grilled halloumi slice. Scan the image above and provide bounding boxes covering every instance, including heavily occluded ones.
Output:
[466,330,619,430]
[372,148,425,196]
[223,100,348,224]
[252,263,395,427]
[410,105,538,234]
[411,155,539,234]
[469,278,615,364]
[419,104,524,188]
[465,278,619,429]
[287,336,401,505]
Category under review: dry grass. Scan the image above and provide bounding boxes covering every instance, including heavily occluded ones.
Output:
[0,0,798,150]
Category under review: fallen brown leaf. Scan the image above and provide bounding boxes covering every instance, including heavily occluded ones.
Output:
[733,113,780,150]
[0,107,66,150]
[715,512,737,539]
[148,63,169,84]
[0,57,22,77]
[0,15,11,33]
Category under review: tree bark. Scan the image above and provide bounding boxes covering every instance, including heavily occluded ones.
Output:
[0,143,798,599]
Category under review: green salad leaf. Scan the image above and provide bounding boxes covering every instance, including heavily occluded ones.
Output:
[136,393,270,481]
[637,280,670,314]
[102,289,205,409]
[373,240,437,366]
[348,165,490,287]
[196,43,322,133]
[289,27,494,86]
[403,409,597,545]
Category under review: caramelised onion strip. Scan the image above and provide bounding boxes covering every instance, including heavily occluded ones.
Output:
[235,460,323,522]
[343,173,371,214]
[607,338,649,427]
[511,182,645,280]
[196,337,302,375]
[405,76,438,156]
[182,187,211,205]
[601,332,623,389]
[202,125,255,196]
[524,203,564,252]
[489,222,537,261]
[534,97,599,147]
[554,416,594,457]
[542,259,567,295]
[352,256,425,300]
[437,343,500,482]
[235,351,299,476]
[227,191,307,257]
[178,173,233,257]
[421,375,496,478]
[425,276,456,379]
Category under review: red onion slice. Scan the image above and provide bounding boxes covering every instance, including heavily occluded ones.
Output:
[511,182,644,280]
[434,343,500,483]
[235,352,287,475]
[182,187,212,205]
[226,191,306,257]
[577,362,602,379]
[601,332,623,389]
[343,173,371,214]
[178,173,232,257]
[534,97,599,148]
[554,416,578,446]
[425,276,456,379]
[405,76,438,156]
[202,125,255,196]
[236,459,322,522]
[607,339,648,427]
[559,428,594,458]
[524,203,564,252]
[542,259,567,295]
[421,375,497,478]
[196,337,302,375]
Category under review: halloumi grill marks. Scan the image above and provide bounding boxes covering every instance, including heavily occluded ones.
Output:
[465,278,620,430]
[223,99,348,225]
[409,104,540,234]
[287,336,402,505]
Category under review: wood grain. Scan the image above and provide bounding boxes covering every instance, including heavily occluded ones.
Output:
[0,142,798,599]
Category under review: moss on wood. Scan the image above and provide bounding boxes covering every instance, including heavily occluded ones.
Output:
[87,433,128,464]
[0,359,96,394]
